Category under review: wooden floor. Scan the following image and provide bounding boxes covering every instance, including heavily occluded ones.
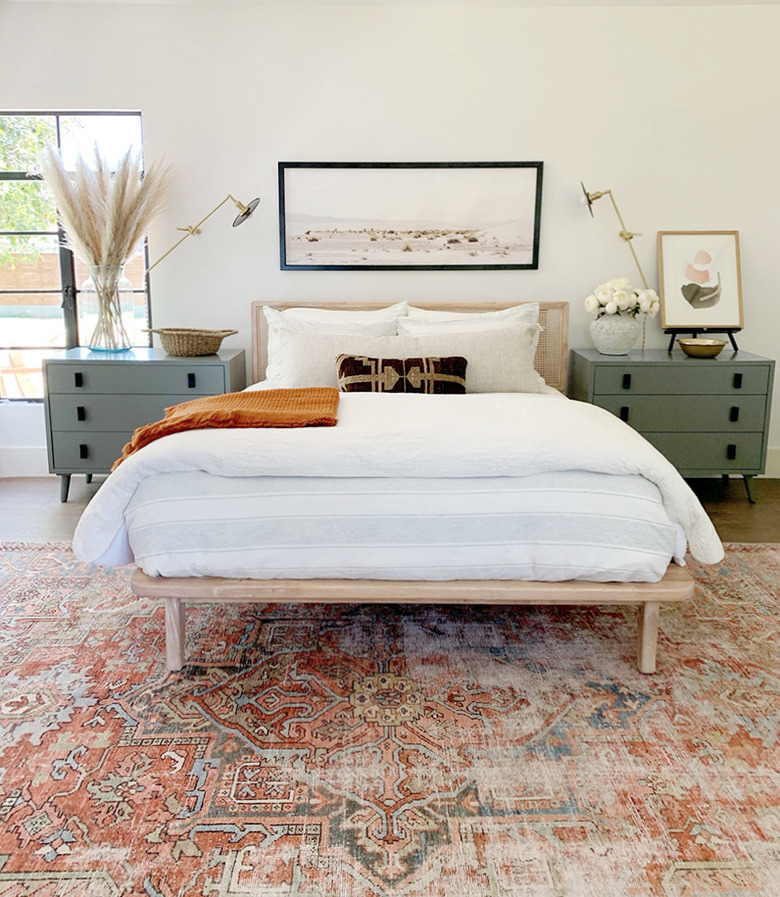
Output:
[0,474,779,544]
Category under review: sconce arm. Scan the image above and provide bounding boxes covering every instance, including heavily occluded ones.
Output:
[584,185,650,290]
[146,194,255,274]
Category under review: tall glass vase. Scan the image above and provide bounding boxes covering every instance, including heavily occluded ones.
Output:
[79,264,133,352]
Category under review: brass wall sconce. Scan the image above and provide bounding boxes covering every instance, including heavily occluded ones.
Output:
[146,194,260,273]
[580,182,649,289]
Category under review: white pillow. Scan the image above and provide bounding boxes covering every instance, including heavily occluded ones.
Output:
[262,305,402,382]
[275,323,545,393]
[281,301,408,322]
[406,302,538,324]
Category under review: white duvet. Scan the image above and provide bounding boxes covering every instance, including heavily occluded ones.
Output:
[72,392,724,568]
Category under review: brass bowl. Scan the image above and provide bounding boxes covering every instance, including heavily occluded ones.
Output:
[677,338,727,358]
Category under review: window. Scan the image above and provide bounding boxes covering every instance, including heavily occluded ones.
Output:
[0,111,150,399]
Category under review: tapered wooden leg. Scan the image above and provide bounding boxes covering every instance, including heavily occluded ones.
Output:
[165,598,186,672]
[637,601,660,674]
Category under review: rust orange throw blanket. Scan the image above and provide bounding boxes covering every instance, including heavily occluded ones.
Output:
[112,387,339,469]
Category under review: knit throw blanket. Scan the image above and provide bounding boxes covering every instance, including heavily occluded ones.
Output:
[113,388,339,469]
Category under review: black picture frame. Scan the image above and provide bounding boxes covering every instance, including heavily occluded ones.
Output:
[279,161,543,271]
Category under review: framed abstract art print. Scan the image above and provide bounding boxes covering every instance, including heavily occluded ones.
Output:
[657,230,744,330]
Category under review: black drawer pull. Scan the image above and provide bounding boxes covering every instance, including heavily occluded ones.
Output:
[79,444,89,460]
[77,406,86,422]
[733,373,743,389]
[622,373,632,390]
[726,444,737,460]
[74,372,84,388]
[729,406,740,423]
[620,406,630,422]
[187,373,196,388]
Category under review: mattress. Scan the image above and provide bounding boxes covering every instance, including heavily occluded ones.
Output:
[123,469,687,582]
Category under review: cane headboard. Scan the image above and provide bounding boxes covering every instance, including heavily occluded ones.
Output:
[250,300,570,392]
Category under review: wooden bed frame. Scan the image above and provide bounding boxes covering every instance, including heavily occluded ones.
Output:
[131,300,694,675]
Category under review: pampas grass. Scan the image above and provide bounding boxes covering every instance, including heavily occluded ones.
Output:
[40,145,170,349]
[40,145,170,267]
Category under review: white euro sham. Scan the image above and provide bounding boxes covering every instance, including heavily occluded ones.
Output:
[274,323,546,392]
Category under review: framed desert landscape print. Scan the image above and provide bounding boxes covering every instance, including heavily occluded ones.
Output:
[657,230,744,330]
[278,161,543,271]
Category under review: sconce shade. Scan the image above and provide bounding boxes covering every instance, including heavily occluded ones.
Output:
[581,181,596,217]
[233,197,260,227]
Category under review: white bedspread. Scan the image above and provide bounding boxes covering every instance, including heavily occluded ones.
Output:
[72,392,724,567]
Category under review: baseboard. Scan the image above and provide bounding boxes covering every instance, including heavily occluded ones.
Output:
[0,446,50,478]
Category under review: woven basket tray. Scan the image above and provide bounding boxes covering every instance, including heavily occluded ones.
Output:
[147,328,238,357]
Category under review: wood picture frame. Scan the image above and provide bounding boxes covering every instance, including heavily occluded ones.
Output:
[278,161,543,271]
[657,230,744,330]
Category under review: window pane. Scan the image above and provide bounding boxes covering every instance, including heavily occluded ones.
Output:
[0,115,57,170]
[0,349,48,399]
[60,114,143,168]
[0,236,62,290]
[0,295,65,349]
[0,180,57,233]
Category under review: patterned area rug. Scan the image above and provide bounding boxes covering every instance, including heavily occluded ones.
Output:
[1,542,778,897]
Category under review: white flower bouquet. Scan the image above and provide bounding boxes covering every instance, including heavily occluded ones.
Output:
[584,277,660,319]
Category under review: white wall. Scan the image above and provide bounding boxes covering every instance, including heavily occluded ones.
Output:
[1,0,779,475]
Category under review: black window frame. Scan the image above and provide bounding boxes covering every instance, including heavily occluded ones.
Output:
[0,110,152,371]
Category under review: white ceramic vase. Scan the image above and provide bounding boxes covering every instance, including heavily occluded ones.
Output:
[589,313,640,356]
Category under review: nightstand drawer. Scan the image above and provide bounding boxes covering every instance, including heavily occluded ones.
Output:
[644,433,764,474]
[593,364,771,396]
[50,431,131,471]
[595,395,767,433]
[48,393,195,432]
[45,362,227,395]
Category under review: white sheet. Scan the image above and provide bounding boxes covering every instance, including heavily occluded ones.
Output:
[72,392,724,569]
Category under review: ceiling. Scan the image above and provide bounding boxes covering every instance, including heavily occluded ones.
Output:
[7,0,780,6]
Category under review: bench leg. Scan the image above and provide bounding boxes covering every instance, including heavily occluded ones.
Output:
[165,598,186,672]
[637,601,660,674]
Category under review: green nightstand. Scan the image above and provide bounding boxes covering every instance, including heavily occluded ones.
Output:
[43,348,246,501]
[568,348,775,502]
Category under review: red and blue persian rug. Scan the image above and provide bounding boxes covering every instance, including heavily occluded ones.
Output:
[0,542,778,896]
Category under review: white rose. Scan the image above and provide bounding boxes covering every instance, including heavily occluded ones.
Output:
[605,300,618,315]
[613,289,630,309]
[596,288,612,304]
[649,300,660,317]
[584,294,599,314]
[639,295,652,313]
[609,277,630,289]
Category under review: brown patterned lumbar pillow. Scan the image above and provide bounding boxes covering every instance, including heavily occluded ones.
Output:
[336,354,467,394]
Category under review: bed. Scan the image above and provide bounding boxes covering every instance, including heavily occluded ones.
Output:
[72,300,724,674]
